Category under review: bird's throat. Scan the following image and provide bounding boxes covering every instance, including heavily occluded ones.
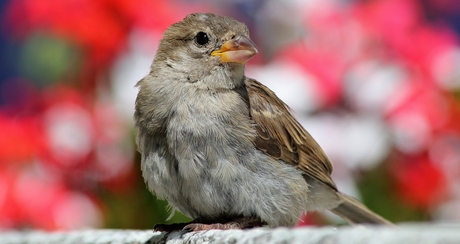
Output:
[201,64,246,90]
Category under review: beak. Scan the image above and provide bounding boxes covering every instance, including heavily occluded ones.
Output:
[211,34,258,64]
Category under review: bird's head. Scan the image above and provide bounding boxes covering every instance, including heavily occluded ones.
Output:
[153,13,258,89]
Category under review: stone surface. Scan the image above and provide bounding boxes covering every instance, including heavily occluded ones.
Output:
[1,223,459,244]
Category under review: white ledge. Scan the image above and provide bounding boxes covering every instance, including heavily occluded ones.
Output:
[1,223,459,244]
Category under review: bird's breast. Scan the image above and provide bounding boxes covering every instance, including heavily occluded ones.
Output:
[139,85,310,225]
[166,88,255,180]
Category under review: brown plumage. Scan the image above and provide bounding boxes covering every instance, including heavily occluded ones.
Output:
[247,79,337,190]
[246,78,391,225]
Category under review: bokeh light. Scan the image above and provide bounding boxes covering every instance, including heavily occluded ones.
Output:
[1,0,460,230]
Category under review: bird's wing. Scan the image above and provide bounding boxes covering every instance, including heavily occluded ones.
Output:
[246,78,337,191]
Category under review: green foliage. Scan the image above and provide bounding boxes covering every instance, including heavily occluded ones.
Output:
[358,163,428,223]
[19,33,81,86]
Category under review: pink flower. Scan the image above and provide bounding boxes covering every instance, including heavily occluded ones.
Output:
[13,171,101,230]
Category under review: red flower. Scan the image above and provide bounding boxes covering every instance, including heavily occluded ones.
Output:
[0,113,44,165]
[5,0,214,69]
[0,172,20,229]
[0,83,133,229]
[297,212,328,226]
[391,154,447,209]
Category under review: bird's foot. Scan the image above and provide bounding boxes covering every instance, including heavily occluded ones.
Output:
[183,217,265,231]
[153,222,189,232]
[153,217,265,232]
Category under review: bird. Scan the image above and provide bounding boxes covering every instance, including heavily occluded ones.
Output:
[134,12,392,231]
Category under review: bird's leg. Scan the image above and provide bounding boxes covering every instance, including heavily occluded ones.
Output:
[153,222,191,232]
[183,217,266,231]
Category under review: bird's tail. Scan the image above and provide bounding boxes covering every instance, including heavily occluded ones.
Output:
[331,192,393,225]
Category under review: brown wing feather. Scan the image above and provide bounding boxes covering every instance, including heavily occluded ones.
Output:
[246,78,337,191]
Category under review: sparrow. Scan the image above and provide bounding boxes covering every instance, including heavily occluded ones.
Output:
[134,13,391,231]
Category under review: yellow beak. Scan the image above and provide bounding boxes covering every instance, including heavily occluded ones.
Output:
[211,34,258,64]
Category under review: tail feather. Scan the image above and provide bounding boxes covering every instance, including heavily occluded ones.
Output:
[331,193,393,225]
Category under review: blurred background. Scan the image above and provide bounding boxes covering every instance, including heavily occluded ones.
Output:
[1,0,460,230]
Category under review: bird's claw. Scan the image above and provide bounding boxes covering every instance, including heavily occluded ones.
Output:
[183,222,241,231]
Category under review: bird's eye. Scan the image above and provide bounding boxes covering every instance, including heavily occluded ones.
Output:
[194,31,209,46]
